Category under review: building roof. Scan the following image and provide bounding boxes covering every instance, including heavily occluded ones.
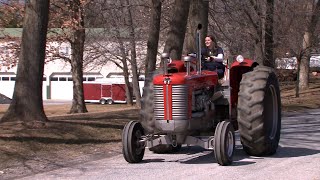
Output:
[0,72,16,76]
[0,28,22,38]
[50,72,103,77]
[106,72,124,78]
[0,28,136,39]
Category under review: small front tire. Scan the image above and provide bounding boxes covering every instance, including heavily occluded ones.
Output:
[214,121,235,166]
[122,121,145,163]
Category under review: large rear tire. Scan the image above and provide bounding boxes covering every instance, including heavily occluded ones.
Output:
[237,66,281,156]
[122,121,145,163]
[214,121,235,166]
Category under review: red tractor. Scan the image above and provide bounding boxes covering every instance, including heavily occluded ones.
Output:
[122,30,281,166]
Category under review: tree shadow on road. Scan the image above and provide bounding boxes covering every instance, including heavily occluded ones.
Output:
[142,145,255,166]
[274,146,320,158]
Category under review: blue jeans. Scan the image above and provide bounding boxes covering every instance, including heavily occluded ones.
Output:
[202,62,225,79]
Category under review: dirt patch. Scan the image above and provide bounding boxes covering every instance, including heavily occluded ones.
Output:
[1,76,320,179]
[281,76,320,112]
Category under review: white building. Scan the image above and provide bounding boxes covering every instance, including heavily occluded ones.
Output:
[0,28,145,100]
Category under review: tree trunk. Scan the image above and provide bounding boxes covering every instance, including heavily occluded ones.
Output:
[123,63,133,106]
[69,0,88,113]
[298,0,320,91]
[263,0,275,68]
[184,0,209,54]
[299,32,311,91]
[110,11,134,106]
[254,39,264,65]
[163,0,191,61]
[120,44,134,106]
[1,0,49,125]
[145,0,161,76]
[124,0,141,108]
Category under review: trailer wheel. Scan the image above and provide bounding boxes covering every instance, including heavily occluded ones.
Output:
[122,121,145,163]
[107,99,113,105]
[100,99,106,105]
[214,121,235,166]
[238,66,281,156]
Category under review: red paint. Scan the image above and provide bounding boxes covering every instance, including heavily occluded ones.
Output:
[231,59,256,68]
[83,83,126,102]
[229,58,258,108]
[153,71,219,120]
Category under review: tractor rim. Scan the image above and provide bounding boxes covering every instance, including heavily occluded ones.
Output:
[227,130,234,157]
[269,85,278,140]
[133,129,143,155]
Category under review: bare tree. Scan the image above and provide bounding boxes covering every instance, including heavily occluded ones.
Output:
[0,1,24,28]
[163,0,191,61]
[123,0,142,107]
[184,0,209,54]
[68,0,88,113]
[83,0,151,106]
[1,0,50,126]
[264,0,275,67]
[49,0,88,113]
[298,0,320,91]
[145,0,162,76]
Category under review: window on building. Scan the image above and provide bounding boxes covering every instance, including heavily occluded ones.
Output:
[50,77,58,81]
[1,77,9,81]
[87,77,95,81]
[83,77,87,81]
[59,77,67,81]
[67,77,73,81]
[10,77,16,81]
[43,77,47,81]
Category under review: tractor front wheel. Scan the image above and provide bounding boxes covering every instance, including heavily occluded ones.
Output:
[122,121,145,163]
[214,121,235,166]
[238,66,281,156]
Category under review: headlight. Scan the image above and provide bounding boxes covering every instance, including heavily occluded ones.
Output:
[236,55,244,63]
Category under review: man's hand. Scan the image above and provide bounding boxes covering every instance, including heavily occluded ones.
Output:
[207,56,216,62]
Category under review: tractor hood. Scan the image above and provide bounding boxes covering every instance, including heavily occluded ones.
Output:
[153,71,218,89]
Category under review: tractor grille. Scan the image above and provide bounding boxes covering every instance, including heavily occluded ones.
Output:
[154,85,189,120]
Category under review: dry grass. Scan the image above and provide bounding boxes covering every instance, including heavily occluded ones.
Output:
[281,77,320,112]
[0,103,135,118]
[0,104,139,179]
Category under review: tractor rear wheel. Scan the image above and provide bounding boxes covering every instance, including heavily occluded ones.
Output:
[214,121,235,166]
[238,66,281,156]
[122,121,145,163]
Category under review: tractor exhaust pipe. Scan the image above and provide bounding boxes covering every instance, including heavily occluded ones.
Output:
[183,56,192,76]
[161,53,170,75]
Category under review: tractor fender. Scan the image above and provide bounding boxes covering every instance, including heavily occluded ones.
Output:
[229,59,258,109]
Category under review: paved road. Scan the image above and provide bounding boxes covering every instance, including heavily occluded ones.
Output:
[21,109,320,180]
